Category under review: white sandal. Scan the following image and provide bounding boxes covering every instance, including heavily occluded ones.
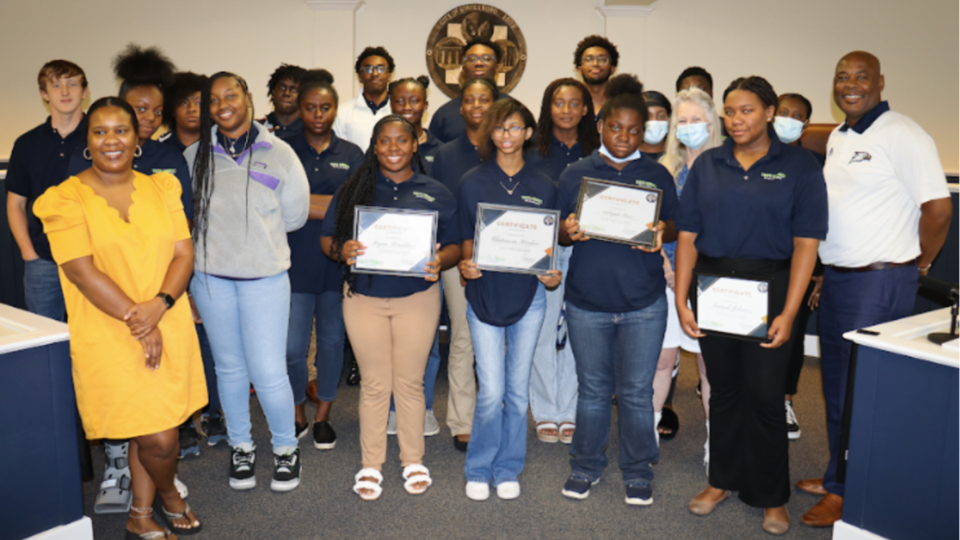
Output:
[536,422,559,443]
[353,468,383,501]
[558,422,576,445]
[402,464,432,495]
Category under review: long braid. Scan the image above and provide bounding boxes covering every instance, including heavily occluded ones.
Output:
[331,115,422,295]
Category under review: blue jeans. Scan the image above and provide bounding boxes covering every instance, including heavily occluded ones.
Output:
[287,291,345,404]
[529,245,577,424]
[819,265,918,497]
[190,271,296,450]
[23,258,65,321]
[464,285,546,485]
[566,296,666,486]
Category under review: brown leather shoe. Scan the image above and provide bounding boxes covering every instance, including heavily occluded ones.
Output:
[688,486,729,516]
[801,493,843,527]
[763,506,790,535]
[796,477,827,496]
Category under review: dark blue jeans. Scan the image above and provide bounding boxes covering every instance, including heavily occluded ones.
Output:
[23,258,65,321]
[819,265,918,497]
[287,291,346,404]
[566,296,666,486]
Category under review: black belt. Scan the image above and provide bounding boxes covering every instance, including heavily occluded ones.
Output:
[827,259,916,274]
[696,255,792,276]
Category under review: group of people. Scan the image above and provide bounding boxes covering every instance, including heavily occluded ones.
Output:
[6,32,951,539]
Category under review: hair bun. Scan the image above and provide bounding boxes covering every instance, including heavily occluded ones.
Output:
[416,75,430,90]
[113,44,176,89]
[604,74,643,99]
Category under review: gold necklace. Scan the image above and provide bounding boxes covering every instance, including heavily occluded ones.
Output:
[499,178,518,195]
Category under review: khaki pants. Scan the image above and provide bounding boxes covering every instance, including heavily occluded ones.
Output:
[343,284,440,469]
[441,267,476,436]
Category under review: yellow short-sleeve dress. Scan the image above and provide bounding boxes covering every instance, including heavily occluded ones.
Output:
[34,171,207,440]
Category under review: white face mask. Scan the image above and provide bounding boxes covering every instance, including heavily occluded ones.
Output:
[773,116,805,144]
[643,121,669,145]
[676,122,710,150]
[599,143,641,164]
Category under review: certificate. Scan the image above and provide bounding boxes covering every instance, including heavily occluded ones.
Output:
[353,206,438,277]
[574,177,662,247]
[692,273,771,342]
[473,203,560,275]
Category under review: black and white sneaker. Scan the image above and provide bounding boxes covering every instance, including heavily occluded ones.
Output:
[785,400,801,440]
[229,444,257,490]
[313,421,337,450]
[179,422,200,459]
[204,412,228,447]
[295,421,309,440]
[271,449,301,492]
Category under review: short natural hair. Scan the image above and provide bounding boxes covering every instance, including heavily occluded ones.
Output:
[37,60,87,92]
[675,66,713,93]
[659,88,723,178]
[478,98,536,161]
[164,72,208,128]
[267,64,307,96]
[355,46,395,74]
[462,38,503,64]
[573,35,619,68]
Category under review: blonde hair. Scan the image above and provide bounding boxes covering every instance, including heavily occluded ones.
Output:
[659,88,723,179]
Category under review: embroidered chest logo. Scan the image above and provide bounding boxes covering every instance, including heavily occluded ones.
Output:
[329,162,351,170]
[424,155,435,162]
[151,168,176,175]
[521,195,543,206]
[635,180,656,189]
[413,191,436,202]
[849,152,872,164]
[760,172,786,181]
[252,161,268,170]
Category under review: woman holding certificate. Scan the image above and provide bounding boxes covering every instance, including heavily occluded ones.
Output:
[457,99,561,501]
[674,76,827,535]
[556,75,679,506]
[320,115,460,501]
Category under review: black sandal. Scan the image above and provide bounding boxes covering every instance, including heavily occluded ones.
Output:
[125,507,172,540]
[658,407,680,441]
[162,502,203,535]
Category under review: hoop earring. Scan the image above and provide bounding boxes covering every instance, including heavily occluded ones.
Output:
[83,147,91,160]
[135,145,143,158]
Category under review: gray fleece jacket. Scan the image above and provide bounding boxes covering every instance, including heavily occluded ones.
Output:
[185,122,310,278]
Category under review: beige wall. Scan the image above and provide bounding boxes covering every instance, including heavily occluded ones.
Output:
[1,0,957,171]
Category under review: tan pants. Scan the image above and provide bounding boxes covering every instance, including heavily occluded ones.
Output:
[343,284,440,469]
[441,267,476,436]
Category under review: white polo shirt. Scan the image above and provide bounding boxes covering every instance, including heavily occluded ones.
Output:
[333,93,391,153]
[819,106,949,267]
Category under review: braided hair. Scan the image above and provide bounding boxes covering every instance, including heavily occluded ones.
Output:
[724,76,779,123]
[191,72,255,270]
[331,115,426,295]
[535,78,598,158]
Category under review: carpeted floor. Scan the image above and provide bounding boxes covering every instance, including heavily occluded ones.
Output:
[84,353,835,540]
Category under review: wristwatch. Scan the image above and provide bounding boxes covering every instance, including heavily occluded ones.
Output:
[156,292,175,310]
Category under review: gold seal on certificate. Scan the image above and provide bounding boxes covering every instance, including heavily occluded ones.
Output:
[574,177,662,247]
[473,203,560,275]
[353,206,438,277]
[692,273,771,341]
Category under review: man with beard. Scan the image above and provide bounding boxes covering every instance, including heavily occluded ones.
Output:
[428,38,508,144]
[574,35,619,121]
[262,64,307,138]
[334,47,394,152]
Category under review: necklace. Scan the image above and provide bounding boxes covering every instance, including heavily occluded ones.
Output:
[499,178,519,195]
[224,130,251,157]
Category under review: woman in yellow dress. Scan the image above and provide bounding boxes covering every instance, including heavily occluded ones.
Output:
[34,97,207,540]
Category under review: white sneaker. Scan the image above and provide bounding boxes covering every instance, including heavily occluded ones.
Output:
[424,410,440,436]
[466,481,490,501]
[785,400,802,440]
[387,410,397,436]
[497,481,520,500]
[174,475,188,499]
[703,420,710,476]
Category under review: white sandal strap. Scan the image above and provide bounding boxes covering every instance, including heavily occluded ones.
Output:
[352,480,383,496]
[354,468,383,484]
[402,465,432,490]
[401,464,429,480]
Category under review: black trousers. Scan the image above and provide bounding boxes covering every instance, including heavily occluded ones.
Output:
[784,279,816,395]
[695,256,798,508]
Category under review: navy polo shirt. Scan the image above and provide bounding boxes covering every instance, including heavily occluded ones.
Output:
[419,129,442,175]
[676,128,828,260]
[460,161,557,326]
[428,92,511,144]
[6,116,88,260]
[284,133,364,294]
[526,133,585,182]
[430,134,480,201]
[265,112,303,139]
[320,171,459,298]
[158,129,189,155]
[557,151,679,313]
[67,138,193,219]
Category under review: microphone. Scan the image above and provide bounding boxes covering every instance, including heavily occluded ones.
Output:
[918,275,958,301]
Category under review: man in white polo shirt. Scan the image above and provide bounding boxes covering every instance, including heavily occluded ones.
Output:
[334,46,394,152]
[799,50,953,528]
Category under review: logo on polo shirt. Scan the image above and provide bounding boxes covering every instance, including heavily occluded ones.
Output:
[413,191,435,202]
[849,152,872,164]
[635,180,656,189]
[151,168,176,175]
[521,195,543,206]
[424,155,435,162]
[329,162,351,170]
[760,172,786,181]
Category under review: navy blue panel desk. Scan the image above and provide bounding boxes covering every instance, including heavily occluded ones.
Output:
[0,304,91,540]
[836,308,958,540]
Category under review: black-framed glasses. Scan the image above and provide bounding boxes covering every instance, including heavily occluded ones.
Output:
[582,55,611,66]
[360,65,388,75]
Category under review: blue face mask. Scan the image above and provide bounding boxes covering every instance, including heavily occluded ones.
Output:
[774,116,805,144]
[676,122,710,150]
[643,121,669,145]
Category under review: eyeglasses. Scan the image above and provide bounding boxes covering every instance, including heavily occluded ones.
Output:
[493,125,525,135]
[582,55,611,66]
[360,65,388,75]
[464,54,496,65]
